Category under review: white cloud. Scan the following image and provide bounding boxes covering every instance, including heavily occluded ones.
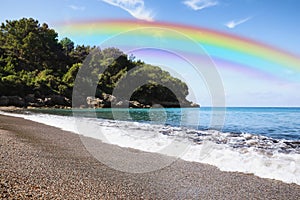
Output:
[183,0,218,11]
[225,17,252,29]
[68,5,85,11]
[101,0,154,21]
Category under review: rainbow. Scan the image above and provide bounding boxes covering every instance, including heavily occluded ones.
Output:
[59,20,300,82]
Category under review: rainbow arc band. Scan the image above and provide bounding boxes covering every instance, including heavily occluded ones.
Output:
[60,19,300,81]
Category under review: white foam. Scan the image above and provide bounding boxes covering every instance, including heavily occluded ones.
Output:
[182,142,300,184]
[1,111,300,185]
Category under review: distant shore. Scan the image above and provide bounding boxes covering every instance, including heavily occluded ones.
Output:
[1,114,300,199]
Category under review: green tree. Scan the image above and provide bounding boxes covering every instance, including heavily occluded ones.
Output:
[62,63,82,87]
[0,17,193,107]
[0,18,66,72]
[69,45,94,64]
[60,37,74,56]
[117,64,189,106]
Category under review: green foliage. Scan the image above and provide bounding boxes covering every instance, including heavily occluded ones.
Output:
[0,17,191,107]
[60,37,74,56]
[0,74,24,96]
[70,45,93,64]
[31,70,54,95]
[62,63,82,87]
[0,18,66,72]
[114,64,189,106]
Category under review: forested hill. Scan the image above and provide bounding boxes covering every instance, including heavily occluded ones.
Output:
[0,18,198,108]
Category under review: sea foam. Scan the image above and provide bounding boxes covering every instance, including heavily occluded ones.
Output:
[1,111,300,185]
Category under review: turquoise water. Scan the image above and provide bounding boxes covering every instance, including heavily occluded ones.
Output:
[28,107,300,140]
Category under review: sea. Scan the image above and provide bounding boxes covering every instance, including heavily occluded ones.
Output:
[2,107,300,185]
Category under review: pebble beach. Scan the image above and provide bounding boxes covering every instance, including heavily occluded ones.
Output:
[1,114,300,199]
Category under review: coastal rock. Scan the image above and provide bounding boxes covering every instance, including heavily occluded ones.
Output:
[86,93,118,108]
[145,100,199,108]
[179,100,199,108]
[84,93,198,109]
[102,93,117,103]
[7,96,25,107]
[24,94,36,103]
[129,101,144,108]
[152,101,180,108]
[44,95,71,107]
[113,100,126,108]
[190,102,200,107]
[112,100,145,108]
[27,98,45,107]
[86,96,104,108]
[0,96,9,106]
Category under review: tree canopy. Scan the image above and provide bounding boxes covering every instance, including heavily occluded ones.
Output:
[0,18,194,108]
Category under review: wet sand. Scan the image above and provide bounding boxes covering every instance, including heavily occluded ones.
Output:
[1,114,300,199]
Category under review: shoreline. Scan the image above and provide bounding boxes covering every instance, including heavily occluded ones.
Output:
[2,107,300,184]
[1,114,300,199]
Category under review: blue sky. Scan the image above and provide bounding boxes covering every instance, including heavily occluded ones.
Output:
[1,0,300,106]
[1,0,299,54]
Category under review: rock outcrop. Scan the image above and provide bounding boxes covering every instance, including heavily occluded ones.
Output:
[0,96,25,107]
[0,96,9,106]
[44,95,71,107]
[0,93,199,109]
[85,93,199,109]
[0,95,71,108]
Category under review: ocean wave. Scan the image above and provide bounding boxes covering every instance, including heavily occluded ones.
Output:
[1,111,300,185]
